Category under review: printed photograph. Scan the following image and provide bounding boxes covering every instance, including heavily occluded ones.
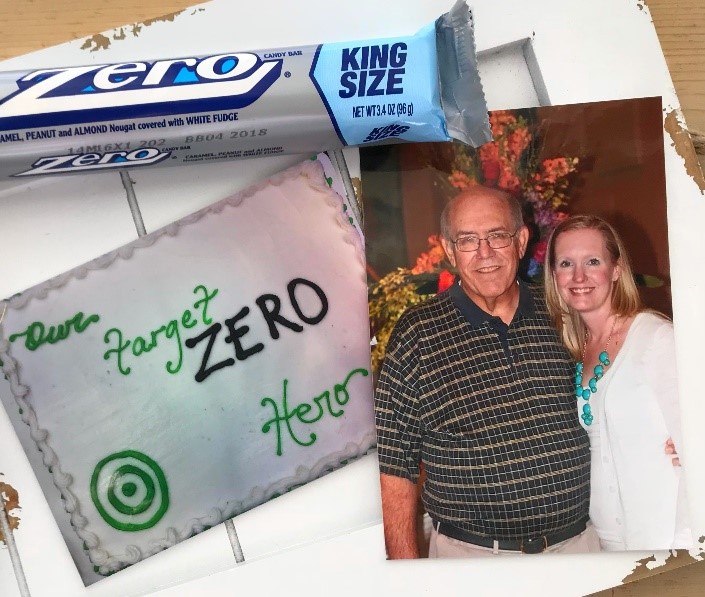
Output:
[362,97,692,558]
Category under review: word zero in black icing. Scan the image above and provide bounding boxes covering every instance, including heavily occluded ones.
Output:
[185,277,329,383]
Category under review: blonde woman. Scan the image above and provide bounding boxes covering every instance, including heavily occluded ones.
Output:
[544,214,691,551]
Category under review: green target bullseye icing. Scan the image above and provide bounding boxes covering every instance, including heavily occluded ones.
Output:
[90,450,169,531]
[107,464,155,515]
[121,482,138,498]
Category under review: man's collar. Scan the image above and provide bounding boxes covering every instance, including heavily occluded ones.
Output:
[448,278,536,326]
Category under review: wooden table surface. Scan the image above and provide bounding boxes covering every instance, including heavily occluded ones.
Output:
[1,1,704,595]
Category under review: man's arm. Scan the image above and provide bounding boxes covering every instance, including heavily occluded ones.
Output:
[380,473,419,559]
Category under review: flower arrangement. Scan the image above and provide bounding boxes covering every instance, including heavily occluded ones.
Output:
[368,234,455,374]
[367,109,581,374]
[446,110,579,278]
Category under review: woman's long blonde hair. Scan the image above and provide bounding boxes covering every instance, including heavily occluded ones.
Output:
[543,215,643,360]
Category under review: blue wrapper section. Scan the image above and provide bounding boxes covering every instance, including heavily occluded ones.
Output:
[310,22,449,146]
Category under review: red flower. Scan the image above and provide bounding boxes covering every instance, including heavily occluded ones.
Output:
[437,270,456,292]
[498,168,521,195]
[479,143,499,163]
[481,159,500,186]
[532,238,548,263]
[506,128,531,159]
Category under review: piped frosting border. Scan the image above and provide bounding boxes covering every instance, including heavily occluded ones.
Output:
[0,159,374,575]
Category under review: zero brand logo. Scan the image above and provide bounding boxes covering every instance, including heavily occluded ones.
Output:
[0,53,283,130]
[90,450,169,532]
[13,148,171,177]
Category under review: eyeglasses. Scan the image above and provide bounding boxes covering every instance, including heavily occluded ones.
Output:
[451,230,519,252]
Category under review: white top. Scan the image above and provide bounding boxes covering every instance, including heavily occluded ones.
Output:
[580,312,692,551]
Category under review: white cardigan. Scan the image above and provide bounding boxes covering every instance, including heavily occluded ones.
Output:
[581,312,692,550]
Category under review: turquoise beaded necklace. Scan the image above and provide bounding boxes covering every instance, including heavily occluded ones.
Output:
[575,317,617,426]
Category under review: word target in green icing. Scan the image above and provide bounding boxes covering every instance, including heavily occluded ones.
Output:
[90,450,169,531]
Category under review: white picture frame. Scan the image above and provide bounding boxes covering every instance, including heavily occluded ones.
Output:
[1,1,703,595]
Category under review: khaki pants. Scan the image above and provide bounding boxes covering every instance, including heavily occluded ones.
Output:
[428,522,601,558]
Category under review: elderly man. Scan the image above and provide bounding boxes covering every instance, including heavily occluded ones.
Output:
[374,186,596,558]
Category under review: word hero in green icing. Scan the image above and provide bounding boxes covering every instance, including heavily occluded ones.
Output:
[9,311,100,351]
[103,284,217,375]
[261,367,369,456]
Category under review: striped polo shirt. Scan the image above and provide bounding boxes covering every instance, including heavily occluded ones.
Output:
[375,280,590,540]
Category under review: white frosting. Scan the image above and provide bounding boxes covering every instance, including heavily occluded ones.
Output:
[0,159,374,575]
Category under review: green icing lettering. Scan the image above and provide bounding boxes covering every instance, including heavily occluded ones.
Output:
[181,309,196,329]
[164,319,182,374]
[150,325,166,350]
[261,380,316,456]
[193,284,218,325]
[131,335,150,356]
[103,328,131,375]
[103,284,216,376]
[9,312,100,351]
[261,367,368,456]
[313,390,344,419]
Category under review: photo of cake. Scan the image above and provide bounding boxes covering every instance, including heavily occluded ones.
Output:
[0,158,375,579]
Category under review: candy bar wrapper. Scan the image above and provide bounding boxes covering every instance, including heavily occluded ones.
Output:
[0,0,490,179]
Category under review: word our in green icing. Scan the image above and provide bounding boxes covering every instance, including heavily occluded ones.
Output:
[9,311,100,351]
[185,277,329,383]
[261,367,369,456]
[90,449,169,532]
[103,284,217,376]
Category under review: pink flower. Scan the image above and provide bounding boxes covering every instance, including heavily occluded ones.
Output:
[437,270,456,293]
[535,207,555,228]
[532,238,548,263]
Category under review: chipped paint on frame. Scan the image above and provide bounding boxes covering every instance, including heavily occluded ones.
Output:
[0,479,21,542]
[80,8,205,52]
[664,109,705,193]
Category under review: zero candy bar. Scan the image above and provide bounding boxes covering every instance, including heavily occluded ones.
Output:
[0,0,490,178]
